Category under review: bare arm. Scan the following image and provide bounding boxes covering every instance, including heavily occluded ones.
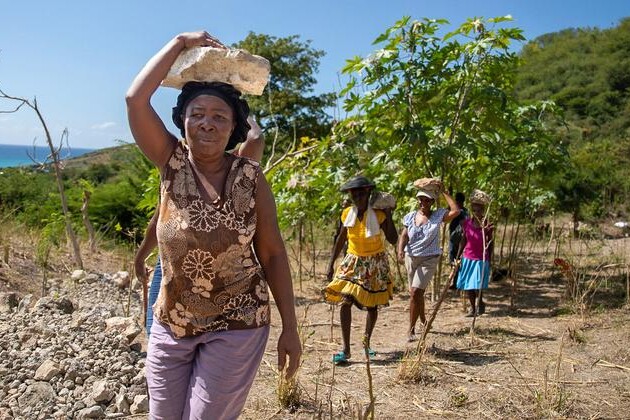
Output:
[441,191,461,223]
[134,210,159,283]
[134,209,159,326]
[326,224,348,281]
[252,172,301,378]
[380,208,398,245]
[397,227,409,262]
[486,226,494,264]
[235,116,265,162]
[125,31,224,168]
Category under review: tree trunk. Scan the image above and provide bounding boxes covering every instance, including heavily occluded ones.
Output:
[310,221,316,282]
[34,106,83,270]
[298,219,303,291]
[81,190,97,252]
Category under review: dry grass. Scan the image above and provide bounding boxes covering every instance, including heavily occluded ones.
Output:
[2,217,630,419]
[242,231,630,419]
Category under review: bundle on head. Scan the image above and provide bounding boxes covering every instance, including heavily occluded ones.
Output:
[413,178,443,200]
[370,191,396,210]
[470,189,491,205]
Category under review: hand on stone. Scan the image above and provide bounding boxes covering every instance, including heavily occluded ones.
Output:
[178,31,226,49]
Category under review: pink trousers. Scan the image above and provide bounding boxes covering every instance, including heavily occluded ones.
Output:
[146,320,269,419]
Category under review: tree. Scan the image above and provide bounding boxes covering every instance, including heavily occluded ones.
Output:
[233,33,336,152]
[0,88,83,269]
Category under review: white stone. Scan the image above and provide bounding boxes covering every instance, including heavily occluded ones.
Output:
[71,270,87,281]
[112,271,130,289]
[105,317,142,343]
[371,191,396,210]
[34,359,61,381]
[130,395,148,414]
[113,390,130,415]
[89,380,113,403]
[162,47,270,95]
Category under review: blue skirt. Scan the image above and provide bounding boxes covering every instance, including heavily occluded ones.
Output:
[456,257,490,290]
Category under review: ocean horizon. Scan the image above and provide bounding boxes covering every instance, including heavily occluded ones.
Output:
[0,143,96,169]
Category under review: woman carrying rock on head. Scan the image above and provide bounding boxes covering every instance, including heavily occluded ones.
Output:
[397,178,460,342]
[126,31,301,419]
[324,176,398,365]
[455,189,493,317]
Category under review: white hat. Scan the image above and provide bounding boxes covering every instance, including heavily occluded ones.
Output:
[416,190,436,200]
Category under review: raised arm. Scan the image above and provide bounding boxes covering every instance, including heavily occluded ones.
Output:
[441,191,461,223]
[235,116,265,162]
[252,172,301,378]
[125,31,225,168]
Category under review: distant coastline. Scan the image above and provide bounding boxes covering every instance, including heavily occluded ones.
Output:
[0,144,97,169]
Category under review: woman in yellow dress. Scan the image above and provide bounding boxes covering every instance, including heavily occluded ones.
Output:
[324,176,398,364]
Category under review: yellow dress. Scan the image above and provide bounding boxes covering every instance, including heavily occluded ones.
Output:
[324,207,393,309]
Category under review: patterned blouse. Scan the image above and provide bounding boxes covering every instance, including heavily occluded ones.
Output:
[402,208,448,257]
[154,142,270,338]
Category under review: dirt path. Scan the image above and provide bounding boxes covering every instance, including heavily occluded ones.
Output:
[243,267,630,419]
[1,229,628,418]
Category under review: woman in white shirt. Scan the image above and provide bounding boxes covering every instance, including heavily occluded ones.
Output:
[397,181,459,342]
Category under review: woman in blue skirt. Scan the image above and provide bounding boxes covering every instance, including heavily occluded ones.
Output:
[456,189,493,317]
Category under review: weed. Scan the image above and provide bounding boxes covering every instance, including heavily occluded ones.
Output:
[276,305,312,411]
[446,386,469,408]
[567,326,586,344]
[277,373,301,412]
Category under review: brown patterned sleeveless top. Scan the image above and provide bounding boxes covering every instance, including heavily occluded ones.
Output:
[154,142,270,338]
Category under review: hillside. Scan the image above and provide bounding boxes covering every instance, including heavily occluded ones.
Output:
[515,17,630,221]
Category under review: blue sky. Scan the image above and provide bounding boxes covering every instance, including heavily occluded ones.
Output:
[0,0,628,149]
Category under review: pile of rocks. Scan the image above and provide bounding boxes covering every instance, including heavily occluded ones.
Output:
[0,270,148,419]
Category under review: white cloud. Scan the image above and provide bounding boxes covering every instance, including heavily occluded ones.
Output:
[91,121,117,130]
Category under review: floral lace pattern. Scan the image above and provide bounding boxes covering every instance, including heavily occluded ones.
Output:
[154,142,270,338]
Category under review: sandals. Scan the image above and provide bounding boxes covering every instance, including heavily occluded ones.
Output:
[365,348,376,359]
[332,351,349,365]
[478,302,486,315]
[333,348,376,364]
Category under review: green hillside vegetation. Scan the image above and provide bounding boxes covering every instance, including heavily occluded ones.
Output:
[1,16,629,248]
[0,144,153,242]
[515,17,630,220]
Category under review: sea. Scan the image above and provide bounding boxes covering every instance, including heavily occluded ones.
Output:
[0,144,96,169]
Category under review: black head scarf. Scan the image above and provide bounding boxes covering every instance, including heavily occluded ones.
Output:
[172,81,251,151]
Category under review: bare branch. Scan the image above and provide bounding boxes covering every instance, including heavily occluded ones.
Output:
[0,84,83,269]
[263,144,317,175]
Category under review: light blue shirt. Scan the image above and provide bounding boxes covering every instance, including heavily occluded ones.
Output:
[403,208,448,257]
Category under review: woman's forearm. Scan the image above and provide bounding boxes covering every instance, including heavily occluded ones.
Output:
[263,254,298,329]
[442,192,461,222]
[126,36,186,104]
